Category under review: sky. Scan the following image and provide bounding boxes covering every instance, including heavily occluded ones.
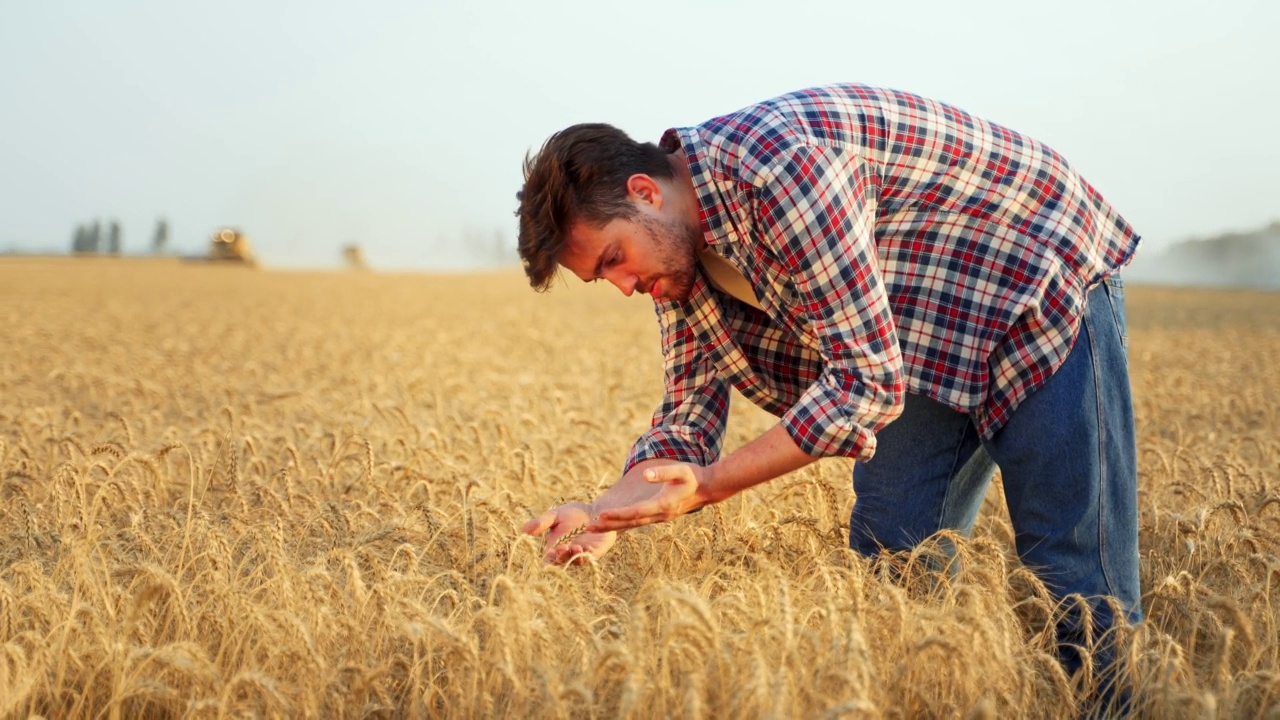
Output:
[2,0,1277,269]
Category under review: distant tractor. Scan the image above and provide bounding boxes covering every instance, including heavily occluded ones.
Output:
[208,228,259,267]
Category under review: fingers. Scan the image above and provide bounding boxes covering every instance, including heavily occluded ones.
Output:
[589,502,670,532]
[543,520,581,550]
[521,510,557,536]
[589,514,665,532]
[643,465,695,485]
[595,499,664,522]
[589,470,694,532]
[545,542,591,565]
[543,535,574,564]
[534,518,586,561]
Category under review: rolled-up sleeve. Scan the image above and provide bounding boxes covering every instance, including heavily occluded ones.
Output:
[753,144,904,461]
[623,301,729,474]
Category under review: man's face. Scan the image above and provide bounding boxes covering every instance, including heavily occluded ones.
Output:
[560,209,701,303]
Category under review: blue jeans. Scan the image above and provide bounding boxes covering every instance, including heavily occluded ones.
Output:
[850,276,1142,671]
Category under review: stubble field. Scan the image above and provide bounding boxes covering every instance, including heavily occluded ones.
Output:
[0,258,1278,718]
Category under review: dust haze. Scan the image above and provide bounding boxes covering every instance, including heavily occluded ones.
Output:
[1126,221,1280,290]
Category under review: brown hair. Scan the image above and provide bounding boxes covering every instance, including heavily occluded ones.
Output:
[516,123,673,291]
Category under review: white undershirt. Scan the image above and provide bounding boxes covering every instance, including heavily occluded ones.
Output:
[698,247,764,310]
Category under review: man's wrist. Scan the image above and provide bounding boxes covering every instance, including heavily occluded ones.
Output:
[698,462,730,507]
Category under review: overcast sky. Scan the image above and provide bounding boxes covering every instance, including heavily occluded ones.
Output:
[2,0,1277,269]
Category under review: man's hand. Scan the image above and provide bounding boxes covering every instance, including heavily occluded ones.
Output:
[587,463,712,532]
[522,426,814,564]
[521,501,617,565]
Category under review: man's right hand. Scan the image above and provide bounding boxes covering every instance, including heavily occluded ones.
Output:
[520,501,618,565]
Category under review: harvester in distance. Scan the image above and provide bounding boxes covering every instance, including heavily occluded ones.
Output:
[206,228,259,267]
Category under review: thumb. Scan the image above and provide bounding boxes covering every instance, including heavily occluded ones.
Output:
[521,510,557,536]
[643,465,691,484]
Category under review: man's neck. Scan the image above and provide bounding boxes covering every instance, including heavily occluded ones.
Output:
[668,151,707,252]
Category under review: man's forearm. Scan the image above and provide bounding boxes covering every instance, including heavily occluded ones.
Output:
[702,423,818,504]
[593,424,816,518]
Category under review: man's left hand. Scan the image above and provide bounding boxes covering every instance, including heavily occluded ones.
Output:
[586,463,713,532]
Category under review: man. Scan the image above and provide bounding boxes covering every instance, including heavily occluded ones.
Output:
[515,84,1142,674]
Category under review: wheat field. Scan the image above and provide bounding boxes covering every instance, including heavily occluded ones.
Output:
[0,257,1277,718]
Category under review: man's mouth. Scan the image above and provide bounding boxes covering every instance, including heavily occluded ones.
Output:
[650,279,662,300]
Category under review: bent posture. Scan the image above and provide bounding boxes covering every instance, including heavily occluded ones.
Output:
[515,84,1142,673]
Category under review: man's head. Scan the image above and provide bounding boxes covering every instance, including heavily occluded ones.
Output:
[516,123,702,302]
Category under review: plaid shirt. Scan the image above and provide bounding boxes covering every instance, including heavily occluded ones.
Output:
[624,84,1140,472]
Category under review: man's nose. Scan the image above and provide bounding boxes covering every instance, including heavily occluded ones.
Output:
[609,274,639,297]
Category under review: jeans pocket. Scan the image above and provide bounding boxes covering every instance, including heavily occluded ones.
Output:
[1104,275,1128,353]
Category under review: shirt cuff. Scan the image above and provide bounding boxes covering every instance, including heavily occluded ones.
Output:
[780,379,880,462]
[623,426,716,475]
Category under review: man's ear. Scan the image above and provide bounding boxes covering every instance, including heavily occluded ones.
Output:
[625,174,663,209]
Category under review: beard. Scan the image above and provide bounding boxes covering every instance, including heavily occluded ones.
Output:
[638,213,701,303]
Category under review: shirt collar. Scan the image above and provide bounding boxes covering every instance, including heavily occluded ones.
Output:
[661,127,736,252]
